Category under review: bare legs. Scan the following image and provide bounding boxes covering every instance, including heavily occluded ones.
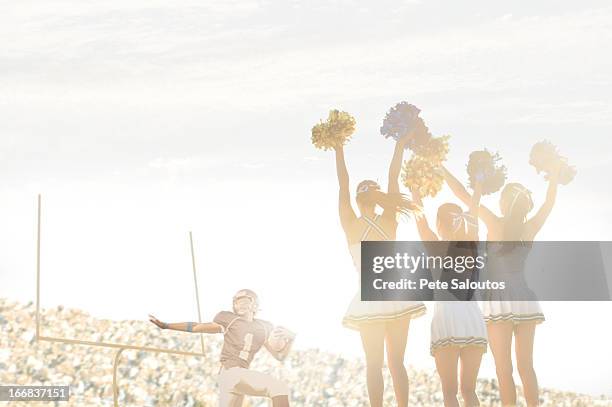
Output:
[360,324,386,407]
[514,323,538,406]
[385,318,411,407]
[434,346,483,407]
[434,347,460,407]
[459,347,484,406]
[488,321,539,406]
[488,322,516,405]
[359,318,411,407]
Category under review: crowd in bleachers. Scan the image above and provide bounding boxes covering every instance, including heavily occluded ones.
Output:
[1,298,608,406]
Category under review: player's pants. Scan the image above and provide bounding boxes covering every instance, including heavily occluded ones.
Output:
[218,366,289,407]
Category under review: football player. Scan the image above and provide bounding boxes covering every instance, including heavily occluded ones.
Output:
[149,289,295,407]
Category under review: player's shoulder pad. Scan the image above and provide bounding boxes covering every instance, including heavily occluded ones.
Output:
[213,310,237,328]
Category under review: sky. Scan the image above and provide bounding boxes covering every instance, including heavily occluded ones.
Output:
[1,0,612,397]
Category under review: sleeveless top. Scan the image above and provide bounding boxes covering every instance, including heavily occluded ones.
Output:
[349,214,389,272]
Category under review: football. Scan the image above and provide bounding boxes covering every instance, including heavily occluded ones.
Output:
[268,327,290,352]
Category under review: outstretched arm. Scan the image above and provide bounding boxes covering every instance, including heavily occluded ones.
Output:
[524,166,560,239]
[335,146,358,233]
[442,165,499,230]
[149,315,223,334]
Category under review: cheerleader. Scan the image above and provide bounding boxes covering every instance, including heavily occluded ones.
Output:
[443,163,562,407]
[333,134,425,407]
[411,181,487,407]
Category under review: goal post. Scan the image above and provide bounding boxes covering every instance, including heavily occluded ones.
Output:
[34,194,208,406]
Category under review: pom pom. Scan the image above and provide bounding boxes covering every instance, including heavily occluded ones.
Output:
[402,155,444,198]
[380,102,430,149]
[311,110,356,150]
[529,140,557,172]
[400,135,450,199]
[414,135,451,163]
[529,140,576,185]
[557,163,577,185]
[467,150,507,195]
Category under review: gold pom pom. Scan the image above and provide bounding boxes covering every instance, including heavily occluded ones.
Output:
[414,135,450,163]
[402,155,444,198]
[529,140,576,185]
[311,109,356,150]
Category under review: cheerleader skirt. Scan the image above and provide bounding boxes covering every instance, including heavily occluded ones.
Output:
[481,300,545,324]
[430,302,488,356]
[342,291,426,331]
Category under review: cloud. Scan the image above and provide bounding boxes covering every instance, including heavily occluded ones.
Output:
[241,162,265,169]
[2,1,612,175]
[303,156,321,162]
[3,3,611,117]
[146,152,292,176]
[148,157,204,172]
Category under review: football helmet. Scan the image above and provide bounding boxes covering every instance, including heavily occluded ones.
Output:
[232,289,259,315]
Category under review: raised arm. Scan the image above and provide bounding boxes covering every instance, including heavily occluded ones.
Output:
[465,182,482,240]
[442,165,499,230]
[411,189,438,242]
[149,315,223,334]
[524,167,560,239]
[335,146,358,233]
[381,137,410,224]
[441,165,471,205]
[387,137,410,194]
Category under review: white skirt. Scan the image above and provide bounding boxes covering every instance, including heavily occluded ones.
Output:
[481,300,545,324]
[342,292,426,331]
[430,302,488,356]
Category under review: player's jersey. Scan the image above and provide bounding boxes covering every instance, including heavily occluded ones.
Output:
[213,311,273,369]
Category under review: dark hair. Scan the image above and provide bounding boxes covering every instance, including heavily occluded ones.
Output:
[437,203,471,241]
[500,183,533,241]
[441,241,479,300]
[356,179,380,195]
[365,191,417,217]
[436,203,479,299]
[356,179,417,217]
[498,183,534,255]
